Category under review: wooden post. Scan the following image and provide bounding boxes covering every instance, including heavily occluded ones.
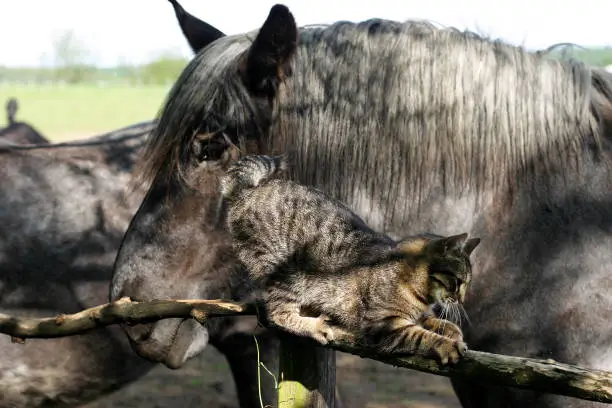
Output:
[277,333,336,408]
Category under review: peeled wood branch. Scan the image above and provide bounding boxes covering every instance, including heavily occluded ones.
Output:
[0,298,610,404]
[0,297,253,340]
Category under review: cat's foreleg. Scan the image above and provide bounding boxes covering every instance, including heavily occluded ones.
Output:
[265,300,335,345]
[370,317,467,365]
[420,314,464,342]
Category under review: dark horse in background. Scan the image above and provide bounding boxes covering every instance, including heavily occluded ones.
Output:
[0,98,50,145]
[110,3,612,408]
[0,118,278,407]
[0,123,154,407]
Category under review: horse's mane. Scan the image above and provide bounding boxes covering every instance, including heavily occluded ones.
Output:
[136,16,612,217]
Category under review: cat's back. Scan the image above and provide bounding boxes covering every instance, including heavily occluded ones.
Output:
[231,178,396,266]
[228,171,400,284]
[235,178,371,230]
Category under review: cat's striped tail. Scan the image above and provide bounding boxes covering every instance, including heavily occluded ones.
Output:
[220,154,289,199]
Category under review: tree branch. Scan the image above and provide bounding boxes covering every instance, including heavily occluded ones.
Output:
[0,297,253,340]
[0,298,610,404]
[327,331,612,404]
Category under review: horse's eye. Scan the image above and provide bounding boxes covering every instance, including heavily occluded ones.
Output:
[195,133,230,162]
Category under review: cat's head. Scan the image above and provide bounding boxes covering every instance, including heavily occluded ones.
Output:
[394,233,481,305]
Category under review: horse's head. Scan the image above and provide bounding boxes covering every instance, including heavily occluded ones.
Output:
[5,98,18,126]
[110,131,243,368]
[110,3,299,370]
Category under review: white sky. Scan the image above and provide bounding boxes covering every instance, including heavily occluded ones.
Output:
[0,0,610,67]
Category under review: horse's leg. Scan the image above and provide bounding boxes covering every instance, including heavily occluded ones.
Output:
[213,317,280,408]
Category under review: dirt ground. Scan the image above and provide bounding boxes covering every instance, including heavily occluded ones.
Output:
[85,347,461,408]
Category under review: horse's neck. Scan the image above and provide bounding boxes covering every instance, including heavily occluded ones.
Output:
[320,180,485,238]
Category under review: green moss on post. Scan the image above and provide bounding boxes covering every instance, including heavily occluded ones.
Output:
[277,334,336,408]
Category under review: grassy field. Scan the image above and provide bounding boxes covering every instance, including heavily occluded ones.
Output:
[1,84,172,141]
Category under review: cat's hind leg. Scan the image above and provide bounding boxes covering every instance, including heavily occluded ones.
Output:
[265,300,335,345]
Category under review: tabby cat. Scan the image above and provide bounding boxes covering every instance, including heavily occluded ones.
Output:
[219,155,481,364]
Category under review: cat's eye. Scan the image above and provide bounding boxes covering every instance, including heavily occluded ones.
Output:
[436,269,459,279]
[431,274,458,292]
[431,276,446,287]
[438,270,462,282]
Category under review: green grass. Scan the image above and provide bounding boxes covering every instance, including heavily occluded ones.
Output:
[1,84,172,141]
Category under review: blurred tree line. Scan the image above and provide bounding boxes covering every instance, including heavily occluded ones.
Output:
[0,30,610,87]
[544,44,612,67]
[0,57,189,86]
[0,29,189,86]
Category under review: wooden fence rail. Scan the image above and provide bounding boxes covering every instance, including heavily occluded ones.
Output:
[0,297,611,406]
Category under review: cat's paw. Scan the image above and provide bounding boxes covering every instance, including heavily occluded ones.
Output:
[439,322,464,342]
[421,317,464,342]
[432,338,468,365]
[311,316,335,345]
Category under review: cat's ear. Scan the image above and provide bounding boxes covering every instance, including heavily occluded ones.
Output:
[430,233,468,253]
[463,237,481,256]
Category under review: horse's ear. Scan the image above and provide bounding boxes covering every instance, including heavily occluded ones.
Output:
[167,0,226,54]
[239,4,298,98]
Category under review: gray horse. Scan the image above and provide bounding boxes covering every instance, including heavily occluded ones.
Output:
[111,3,612,408]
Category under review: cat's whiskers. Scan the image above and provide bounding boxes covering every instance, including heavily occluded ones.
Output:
[443,299,471,328]
[437,302,450,335]
[447,300,462,328]
[456,304,463,328]
[458,303,471,327]
[437,299,464,329]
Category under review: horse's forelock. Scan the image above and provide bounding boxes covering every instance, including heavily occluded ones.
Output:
[133,33,257,189]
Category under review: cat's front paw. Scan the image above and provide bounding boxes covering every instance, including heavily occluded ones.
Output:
[432,338,468,365]
[421,316,464,342]
[312,316,335,345]
[439,322,464,342]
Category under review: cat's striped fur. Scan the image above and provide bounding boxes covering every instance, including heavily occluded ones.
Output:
[220,155,481,364]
